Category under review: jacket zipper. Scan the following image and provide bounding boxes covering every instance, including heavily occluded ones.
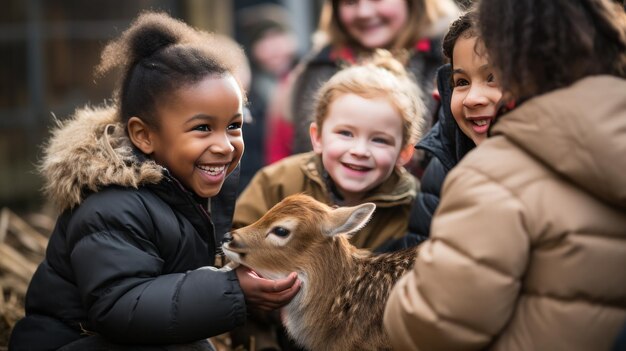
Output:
[165,173,221,266]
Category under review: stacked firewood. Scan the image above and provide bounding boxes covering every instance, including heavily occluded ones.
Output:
[0,207,52,349]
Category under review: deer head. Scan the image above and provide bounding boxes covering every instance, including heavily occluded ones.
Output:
[222,194,375,281]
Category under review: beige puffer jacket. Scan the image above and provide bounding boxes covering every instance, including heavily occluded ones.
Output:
[384,76,626,351]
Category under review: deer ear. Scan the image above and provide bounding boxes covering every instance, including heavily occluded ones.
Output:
[324,203,376,238]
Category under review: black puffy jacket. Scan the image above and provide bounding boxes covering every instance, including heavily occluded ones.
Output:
[409,64,475,237]
[9,106,246,350]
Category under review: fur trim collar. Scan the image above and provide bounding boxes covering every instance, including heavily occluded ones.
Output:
[40,105,163,211]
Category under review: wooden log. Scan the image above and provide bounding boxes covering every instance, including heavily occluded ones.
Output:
[2,209,48,254]
[0,276,28,298]
[0,244,37,282]
[24,213,55,236]
[0,208,8,244]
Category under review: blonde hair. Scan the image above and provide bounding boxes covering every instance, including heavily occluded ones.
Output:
[313,50,424,147]
[319,0,461,51]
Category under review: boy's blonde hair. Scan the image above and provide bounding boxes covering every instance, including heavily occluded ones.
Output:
[312,50,425,147]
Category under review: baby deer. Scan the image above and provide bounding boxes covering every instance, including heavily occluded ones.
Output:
[222,194,418,351]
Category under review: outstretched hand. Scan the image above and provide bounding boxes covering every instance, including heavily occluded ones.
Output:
[235,266,301,311]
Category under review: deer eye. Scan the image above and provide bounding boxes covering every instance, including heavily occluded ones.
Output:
[270,226,291,238]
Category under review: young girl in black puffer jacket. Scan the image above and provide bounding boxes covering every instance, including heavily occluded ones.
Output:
[9,12,300,351]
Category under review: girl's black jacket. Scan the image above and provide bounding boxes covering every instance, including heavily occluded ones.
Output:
[9,106,246,350]
[409,64,476,237]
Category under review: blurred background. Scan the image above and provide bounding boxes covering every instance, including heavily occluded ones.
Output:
[0,0,324,214]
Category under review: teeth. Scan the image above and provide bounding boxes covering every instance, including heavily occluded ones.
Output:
[474,119,489,126]
[346,164,369,171]
[197,165,226,175]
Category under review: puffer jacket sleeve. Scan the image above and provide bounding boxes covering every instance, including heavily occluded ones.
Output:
[409,157,447,237]
[67,192,246,344]
[384,165,530,350]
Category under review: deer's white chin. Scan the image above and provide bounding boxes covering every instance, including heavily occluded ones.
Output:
[222,246,242,265]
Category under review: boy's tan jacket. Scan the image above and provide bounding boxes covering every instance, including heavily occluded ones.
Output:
[384,76,626,350]
[233,152,418,250]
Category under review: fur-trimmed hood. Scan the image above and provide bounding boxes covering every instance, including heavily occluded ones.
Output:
[41,105,163,211]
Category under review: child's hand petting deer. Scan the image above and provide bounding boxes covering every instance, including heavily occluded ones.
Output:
[223,193,419,351]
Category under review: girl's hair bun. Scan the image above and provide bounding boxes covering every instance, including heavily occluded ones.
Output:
[96,12,195,76]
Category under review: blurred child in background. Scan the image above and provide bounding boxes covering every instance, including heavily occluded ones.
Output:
[236,4,299,189]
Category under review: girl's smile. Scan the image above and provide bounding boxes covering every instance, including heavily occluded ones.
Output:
[341,161,373,173]
[466,116,493,134]
[196,163,229,184]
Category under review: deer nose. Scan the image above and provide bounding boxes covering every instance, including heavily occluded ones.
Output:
[223,232,233,243]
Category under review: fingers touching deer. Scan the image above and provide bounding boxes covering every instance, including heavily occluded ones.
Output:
[223,194,418,351]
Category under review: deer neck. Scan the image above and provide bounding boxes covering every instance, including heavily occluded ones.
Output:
[281,238,366,345]
[283,246,417,349]
[292,237,357,305]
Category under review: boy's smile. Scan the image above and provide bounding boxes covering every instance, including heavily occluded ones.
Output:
[147,74,244,198]
[310,93,409,205]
